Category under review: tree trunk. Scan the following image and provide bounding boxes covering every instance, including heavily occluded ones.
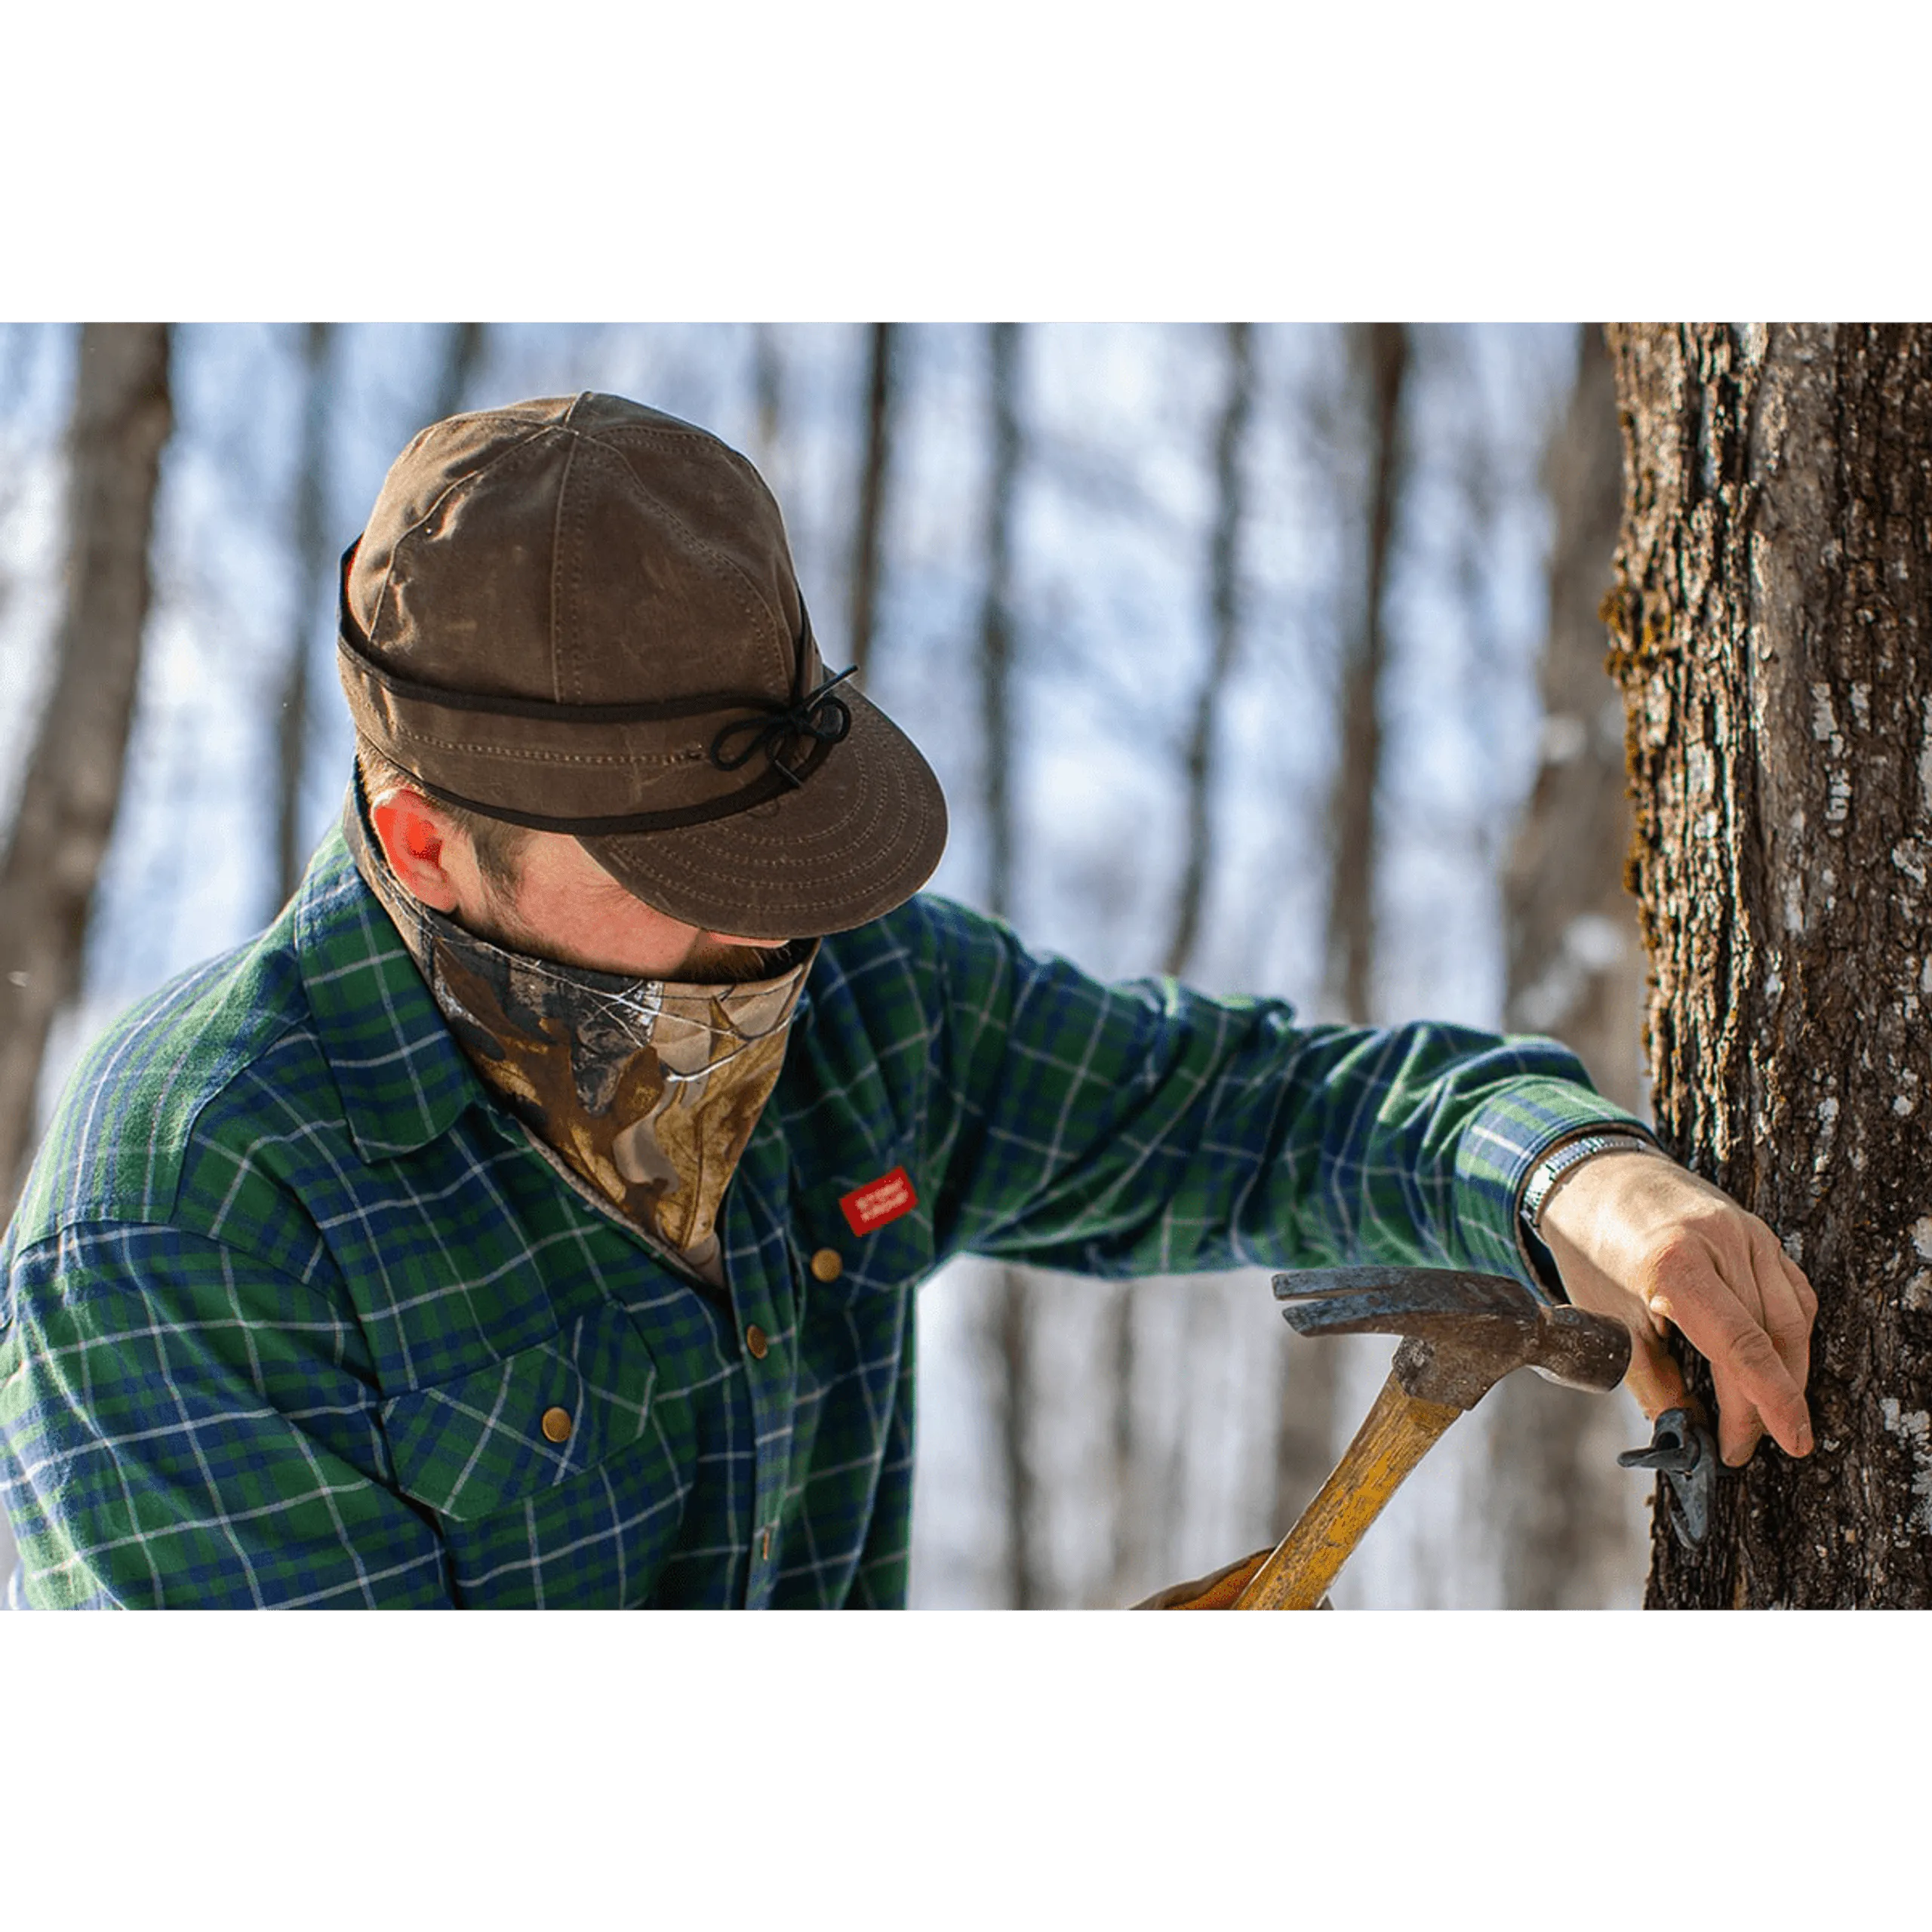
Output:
[275,322,336,911]
[1164,322,1253,980]
[1607,322,1932,1608]
[978,321,1040,1607]
[1321,322,1408,1026]
[1487,325,1651,1608]
[750,325,788,507]
[1503,328,1647,1111]
[428,322,485,425]
[1108,325,1257,1601]
[981,325,1020,930]
[848,323,898,687]
[1272,325,1409,1546]
[0,323,171,1219]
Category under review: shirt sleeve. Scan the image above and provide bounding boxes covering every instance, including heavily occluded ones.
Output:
[0,1223,451,1609]
[919,902,1648,1284]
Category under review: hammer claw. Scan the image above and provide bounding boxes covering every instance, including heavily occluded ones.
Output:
[1272,1266,1537,1338]
[1272,1265,1630,1403]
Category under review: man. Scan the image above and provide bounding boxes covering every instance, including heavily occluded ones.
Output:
[0,393,1815,1608]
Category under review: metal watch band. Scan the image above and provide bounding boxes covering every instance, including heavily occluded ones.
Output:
[1519,1132,1661,1233]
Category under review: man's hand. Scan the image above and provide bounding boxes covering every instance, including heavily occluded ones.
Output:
[1537,1151,1817,1467]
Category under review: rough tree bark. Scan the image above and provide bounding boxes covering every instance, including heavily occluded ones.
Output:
[1606,323,1932,1607]
[1487,325,1651,1608]
[0,324,172,1220]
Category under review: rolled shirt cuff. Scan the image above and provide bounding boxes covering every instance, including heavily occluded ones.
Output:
[1451,1079,1662,1299]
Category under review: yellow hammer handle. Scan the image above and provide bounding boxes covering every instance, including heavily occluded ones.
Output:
[1232,1372,1463,1609]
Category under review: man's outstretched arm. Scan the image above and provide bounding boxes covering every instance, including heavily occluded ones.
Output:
[1537,1149,1818,1466]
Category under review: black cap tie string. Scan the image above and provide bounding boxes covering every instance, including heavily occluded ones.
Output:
[709,666,857,788]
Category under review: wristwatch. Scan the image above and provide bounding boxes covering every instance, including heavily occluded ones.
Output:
[1519,1131,1662,1235]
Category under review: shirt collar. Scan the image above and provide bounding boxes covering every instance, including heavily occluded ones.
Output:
[292,814,485,1161]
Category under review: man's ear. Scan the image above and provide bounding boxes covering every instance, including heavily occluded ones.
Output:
[370,786,464,912]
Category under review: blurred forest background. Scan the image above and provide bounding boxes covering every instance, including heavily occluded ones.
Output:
[0,321,1657,1609]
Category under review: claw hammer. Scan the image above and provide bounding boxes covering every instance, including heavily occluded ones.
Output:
[1144,1267,1631,1610]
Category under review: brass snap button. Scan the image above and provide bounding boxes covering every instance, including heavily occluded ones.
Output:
[809,1247,843,1283]
[746,1323,770,1360]
[540,1405,573,1444]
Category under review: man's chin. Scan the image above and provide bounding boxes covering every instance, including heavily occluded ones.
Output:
[676,937,808,985]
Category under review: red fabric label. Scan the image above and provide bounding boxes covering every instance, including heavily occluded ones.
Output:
[839,1166,918,1236]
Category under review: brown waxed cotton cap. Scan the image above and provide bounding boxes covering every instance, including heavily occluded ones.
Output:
[337,392,948,939]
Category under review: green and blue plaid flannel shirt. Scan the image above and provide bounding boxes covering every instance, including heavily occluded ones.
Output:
[0,825,1641,1607]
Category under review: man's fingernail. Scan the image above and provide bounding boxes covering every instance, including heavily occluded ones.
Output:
[1796,1422,1814,1455]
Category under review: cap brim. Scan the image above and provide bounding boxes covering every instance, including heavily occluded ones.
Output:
[576,691,949,939]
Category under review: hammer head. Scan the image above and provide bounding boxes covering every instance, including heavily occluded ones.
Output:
[1272,1266,1631,1411]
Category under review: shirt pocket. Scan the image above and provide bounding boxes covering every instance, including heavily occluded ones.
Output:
[380,1300,659,1524]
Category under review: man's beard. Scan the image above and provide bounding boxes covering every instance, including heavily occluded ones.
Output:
[466,888,802,986]
[666,934,799,984]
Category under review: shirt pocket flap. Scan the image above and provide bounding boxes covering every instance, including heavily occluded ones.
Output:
[381,1303,659,1523]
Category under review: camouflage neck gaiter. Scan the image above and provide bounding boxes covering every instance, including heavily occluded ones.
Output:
[345,788,813,1279]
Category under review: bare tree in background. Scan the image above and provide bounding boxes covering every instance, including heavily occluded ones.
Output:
[848,324,899,685]
[274,322,337,910]
[1321,323,1408,1026]
[1486,325,1651,1607]
[1268,325,1411,1541]
[1107,323,1257,1601]
[981,326,1021,924]
[1503,330,1647,1110]
[429,323,485,426]
[978,321,1041,1607]
[1165,324,1253,981]
[750,325,788,506]
[0,325,172,1218]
